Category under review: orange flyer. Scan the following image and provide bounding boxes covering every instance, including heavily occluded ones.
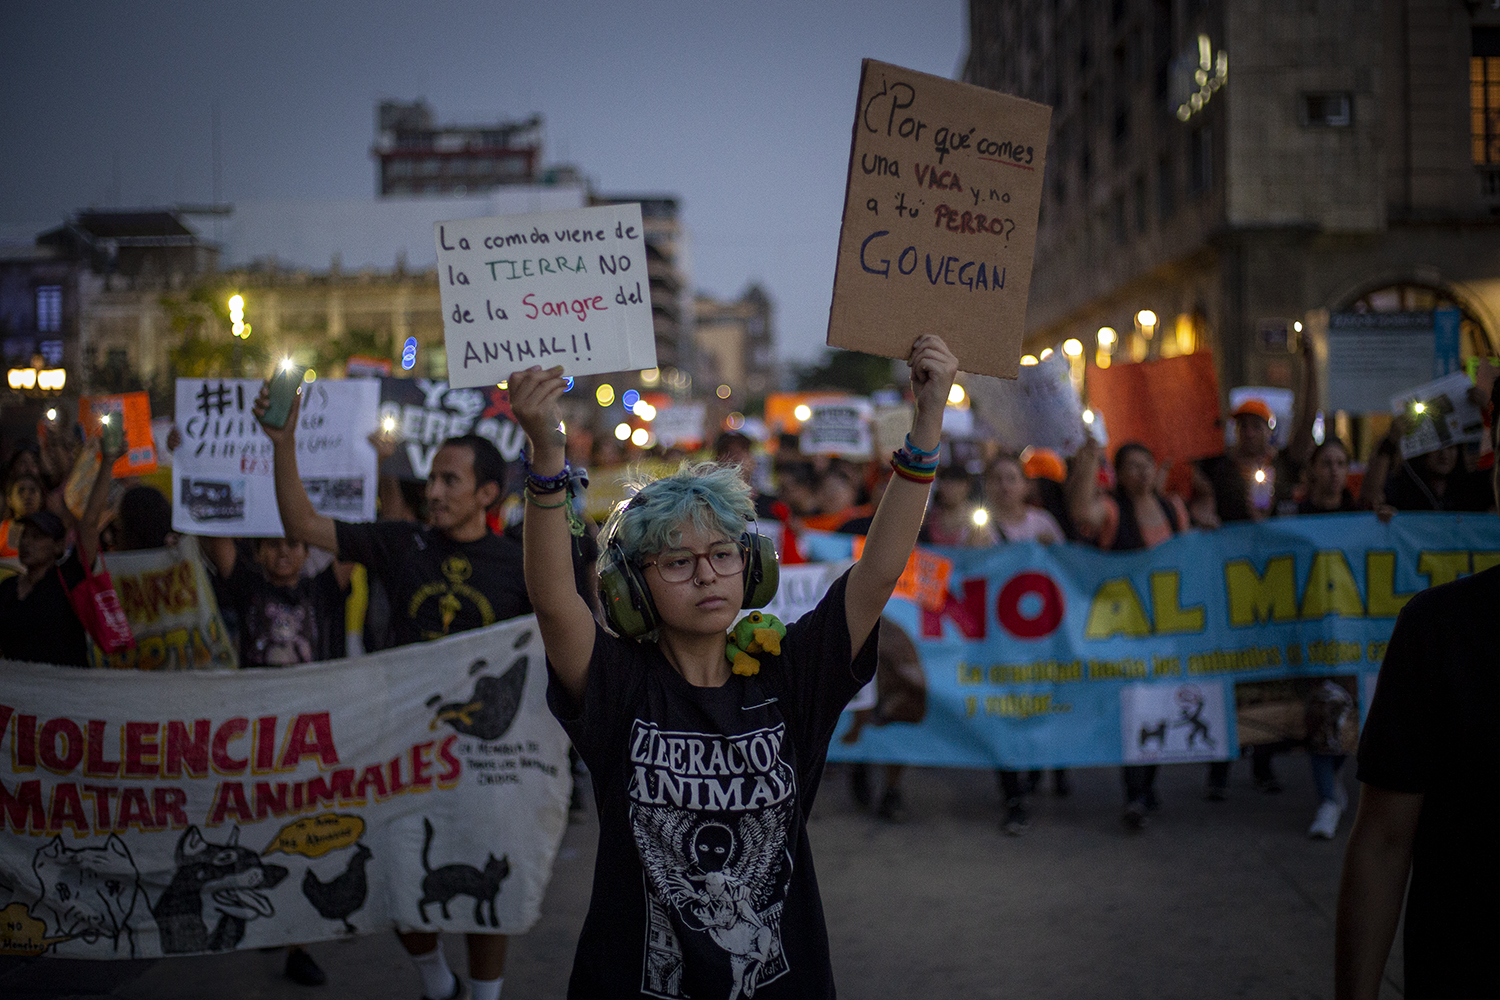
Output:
[79,392,158,477]
[851,537,953,611]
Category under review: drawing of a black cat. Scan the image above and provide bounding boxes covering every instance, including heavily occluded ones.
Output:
[416,817,508,928]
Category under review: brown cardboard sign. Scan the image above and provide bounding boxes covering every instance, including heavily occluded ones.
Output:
[828,59,1051,379]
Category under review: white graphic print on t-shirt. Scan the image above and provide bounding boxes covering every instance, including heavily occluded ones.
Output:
[628,720,797,999]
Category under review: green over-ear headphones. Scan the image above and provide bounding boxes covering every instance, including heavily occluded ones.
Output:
[599,496,780,640]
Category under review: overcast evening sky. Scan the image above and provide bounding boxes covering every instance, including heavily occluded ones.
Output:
[0,1,968,364]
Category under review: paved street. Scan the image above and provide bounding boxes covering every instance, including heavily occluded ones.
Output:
[2,758,1403,999]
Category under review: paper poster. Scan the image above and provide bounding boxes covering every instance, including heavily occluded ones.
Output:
[0,616,571,958]
[650,403,706,449]
[1390,371,1485,458]
[378,378,525,479]
[1119,682,1231,764]
[171,378,380,537]
[434,203,657,388]
[800,400,874,457]
[827,59,1051,379]
[89,536,237,671]
[962,354,1086,454]
[1086,353,1224,466]
[79,392,157,477]
[1327,312,1439,413]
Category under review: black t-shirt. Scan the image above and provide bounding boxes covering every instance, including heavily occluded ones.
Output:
[547,569,878,999]
[1197,451,1298,523]
[0,550,89,667]
[334,520,530,646]
[1295,491,1360,515]
[1384,462,1492,512]
[214,559,347,667]
[1357,565,1500,995]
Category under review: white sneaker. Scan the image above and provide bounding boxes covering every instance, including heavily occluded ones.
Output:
[1308,800,1342,839]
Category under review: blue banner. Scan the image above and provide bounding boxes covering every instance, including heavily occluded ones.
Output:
[813,513,1500,769]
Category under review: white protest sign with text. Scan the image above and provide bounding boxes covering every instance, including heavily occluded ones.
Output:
[1390,371,1485,458]
[828,59,1051,379]
[172,378,379,537]
[801,400,874,457]
[435,204,657,388]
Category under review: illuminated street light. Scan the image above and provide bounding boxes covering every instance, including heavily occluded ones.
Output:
[37,369,65,390]
[1062,338,1084,357]
[1097,327,1117,348]
[1020,355,1039,366]
[45,408,57,422]
[1039,348,1053,360]
[630,427,650,447]
[1136,310,1157,328]
[228,293,250,339]
[7,368,36,390]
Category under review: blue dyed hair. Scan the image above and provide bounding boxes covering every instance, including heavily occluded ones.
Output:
[601,461,754,569]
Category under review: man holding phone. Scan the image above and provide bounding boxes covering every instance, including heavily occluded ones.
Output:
[254,375,527,1000]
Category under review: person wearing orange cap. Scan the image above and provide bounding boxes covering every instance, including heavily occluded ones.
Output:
[1195,336,1319,526]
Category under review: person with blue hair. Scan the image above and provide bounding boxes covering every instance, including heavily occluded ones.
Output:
[509,334,957,999]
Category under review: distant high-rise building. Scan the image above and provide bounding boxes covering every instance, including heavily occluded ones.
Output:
[593,194,692,379]
[373,100,543,196]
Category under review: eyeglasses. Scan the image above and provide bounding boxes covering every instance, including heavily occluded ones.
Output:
[642,542,745,583]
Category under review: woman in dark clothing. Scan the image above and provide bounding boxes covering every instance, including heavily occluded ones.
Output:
[1068,438,1190,829]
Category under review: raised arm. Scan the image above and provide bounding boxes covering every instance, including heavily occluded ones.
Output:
[77,435,124,569]
[252,383,338,553]
[1334,784,1422,1000]
[1360,419,1403,510]
[509,365,595,702]
[1065,435,1110,538]
[1285,335,1319,468]
[844,336,957,656]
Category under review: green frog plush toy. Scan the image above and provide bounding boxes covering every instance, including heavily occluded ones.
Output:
[725,611,788,676]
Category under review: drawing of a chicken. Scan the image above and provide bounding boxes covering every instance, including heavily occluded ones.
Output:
[301,843,372,934]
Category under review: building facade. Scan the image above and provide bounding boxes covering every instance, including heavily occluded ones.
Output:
[373,100,543,197]
[694,284,777,406]
[964,0,1500,449]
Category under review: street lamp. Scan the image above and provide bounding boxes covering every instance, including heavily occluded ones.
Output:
[1096,326,1117,369]
[229,294,250,339]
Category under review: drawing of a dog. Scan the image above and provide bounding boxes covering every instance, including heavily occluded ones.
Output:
[150,826,287,954]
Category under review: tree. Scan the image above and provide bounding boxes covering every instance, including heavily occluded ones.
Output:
[794,349,897,395]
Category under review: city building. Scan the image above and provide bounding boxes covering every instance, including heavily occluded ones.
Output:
[592,194,693,379]
[964,0,1500,451]
[695,284,776,406]
[373,100,543,196]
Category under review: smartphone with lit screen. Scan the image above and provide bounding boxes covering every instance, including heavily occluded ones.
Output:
[261,361,306,430]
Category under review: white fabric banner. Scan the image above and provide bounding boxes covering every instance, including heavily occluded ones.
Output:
[171,377,380,537]
[0,617,571,959]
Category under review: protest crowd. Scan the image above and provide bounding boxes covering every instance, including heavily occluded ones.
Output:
[1,324,1495,998]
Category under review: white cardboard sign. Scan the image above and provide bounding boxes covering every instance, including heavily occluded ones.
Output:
[172,378,379,537]
[434,204,657,388]
[1389,371,1485,458]
[801,400,874,457]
